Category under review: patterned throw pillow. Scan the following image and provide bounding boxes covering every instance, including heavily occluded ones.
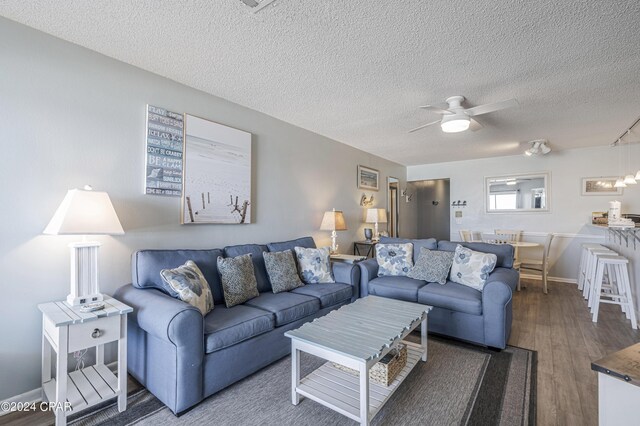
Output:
[263,250,304,293]
[449,244,498,291]
[160,261,214,315]
[217,254,260,308]
[294,246,335,284]
[407,247,455,284]
[376,243,414,277]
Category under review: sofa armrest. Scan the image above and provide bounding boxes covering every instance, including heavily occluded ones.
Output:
[114,284,204,348]
[332,262,361,300]
[113,284,205,414]
[357,258,379,298]
[482,267,518,349]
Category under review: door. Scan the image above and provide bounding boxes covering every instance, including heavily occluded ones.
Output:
[414,179,450,241]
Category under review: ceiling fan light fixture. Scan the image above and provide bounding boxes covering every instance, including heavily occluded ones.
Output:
[623,174,637,185]
[635,170,640,181]
[524,140,551,157]
[440,115,470,133]
[614,178,627,188]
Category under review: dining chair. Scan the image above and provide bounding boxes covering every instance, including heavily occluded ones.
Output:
[520,233,555,294]
[493,230,524,288]
[459,230,473,242]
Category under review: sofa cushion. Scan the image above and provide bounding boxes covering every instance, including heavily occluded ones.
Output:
[132,249,224,304]
[438,241,514,269]
[267,236,316,254]
[417,281,483,315]
[294,246,335,283]
[160,260,214,315]
[290,283,352,308]
[204,304,274,354]
[407,247,455,285]
[368,276,426,302]
[217,254,260,308]
[224,244,271,293]
[263,250,304,293]
[244,292,320,326]
[376,243,413,277]
[379,237,438,263]
[450,245,498,291]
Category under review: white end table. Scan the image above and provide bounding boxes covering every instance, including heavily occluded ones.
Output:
[38,296,132,426]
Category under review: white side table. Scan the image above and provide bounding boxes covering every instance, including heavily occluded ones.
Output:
[38,296,132,426]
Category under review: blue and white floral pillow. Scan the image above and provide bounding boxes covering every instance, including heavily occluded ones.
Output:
[294,246,335,284]
[449,244,498,291]
[376,243,414,277]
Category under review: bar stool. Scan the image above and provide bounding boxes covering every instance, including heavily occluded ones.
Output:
[583,246,616,301]
[578,243,604,291]
[590,255,637,330]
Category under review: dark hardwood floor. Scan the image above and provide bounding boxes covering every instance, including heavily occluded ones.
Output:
[510,278,640,425]
[3,278,639,426]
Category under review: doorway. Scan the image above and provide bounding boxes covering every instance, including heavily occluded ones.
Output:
[387,177,400,237]
[411,179,450,241]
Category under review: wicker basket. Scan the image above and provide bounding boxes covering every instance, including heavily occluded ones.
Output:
[332,344,407,386]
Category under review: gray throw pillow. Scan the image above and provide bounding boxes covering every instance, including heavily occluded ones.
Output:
[217,254,260,308]
[160,260,214,315]
[407,247,455,285]
[263,250,304,293]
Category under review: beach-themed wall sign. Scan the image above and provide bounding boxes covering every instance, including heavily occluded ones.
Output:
[144,105,184,196]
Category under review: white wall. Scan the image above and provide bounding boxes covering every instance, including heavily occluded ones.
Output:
[408,145,640,312]
[0,18,412,400]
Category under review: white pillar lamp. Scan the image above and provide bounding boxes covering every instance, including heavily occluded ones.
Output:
[366,208,388,241]
[43,186,124,306]
[320,208,347,253]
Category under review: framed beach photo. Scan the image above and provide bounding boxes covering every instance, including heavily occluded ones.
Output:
[358,165,380,191]
[581,177,623,196]
[181,114,252,224]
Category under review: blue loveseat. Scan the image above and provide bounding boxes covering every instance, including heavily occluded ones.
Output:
[113,236,360,415]
[358,237,518,349]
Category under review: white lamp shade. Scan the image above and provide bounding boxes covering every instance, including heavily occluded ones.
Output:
[366,208,388,224]
[320,209,347,231]
[44,189,124,235]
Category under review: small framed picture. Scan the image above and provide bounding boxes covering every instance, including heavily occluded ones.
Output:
[358,165,380,191]
[581,177,623,196]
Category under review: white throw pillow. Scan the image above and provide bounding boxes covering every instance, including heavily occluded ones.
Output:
[449,244,498,291]
[376,243,414,277]
[294,246,335,283]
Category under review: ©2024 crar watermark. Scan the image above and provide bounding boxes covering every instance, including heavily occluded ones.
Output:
[1,401,73,413]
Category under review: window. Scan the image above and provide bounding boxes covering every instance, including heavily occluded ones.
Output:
[489,192,517,210]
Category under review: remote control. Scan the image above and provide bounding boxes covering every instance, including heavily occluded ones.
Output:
[80,302,105,313]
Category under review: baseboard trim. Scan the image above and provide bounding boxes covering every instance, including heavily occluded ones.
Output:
[520,273,577,284]
[0,362,118,416]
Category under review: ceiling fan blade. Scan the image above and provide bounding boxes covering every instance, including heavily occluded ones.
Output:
[469,118,483,131]
[465,98,519,117]
[419,103,454,115]
[408,120,441,133]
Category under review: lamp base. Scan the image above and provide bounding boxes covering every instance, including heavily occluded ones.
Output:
[67,241,102,306]
[66,292,104,307]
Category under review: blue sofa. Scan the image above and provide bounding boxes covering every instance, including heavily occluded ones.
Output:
[358,237,518,349]
[113,236,360,415]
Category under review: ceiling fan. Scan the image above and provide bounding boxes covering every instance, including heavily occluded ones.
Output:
[409,96,519,134]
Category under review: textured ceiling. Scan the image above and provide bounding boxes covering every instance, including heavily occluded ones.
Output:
[2,1,639,165]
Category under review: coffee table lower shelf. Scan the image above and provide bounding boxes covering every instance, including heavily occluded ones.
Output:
[295,341,422,422]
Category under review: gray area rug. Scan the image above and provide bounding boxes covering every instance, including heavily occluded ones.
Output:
[69,336,536,426]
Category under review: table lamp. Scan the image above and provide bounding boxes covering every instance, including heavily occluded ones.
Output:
[43,186,124,306]
[366,208,387,240]
[320,208,347,253]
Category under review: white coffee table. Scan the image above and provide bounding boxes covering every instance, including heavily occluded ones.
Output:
[285,296,432,425]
